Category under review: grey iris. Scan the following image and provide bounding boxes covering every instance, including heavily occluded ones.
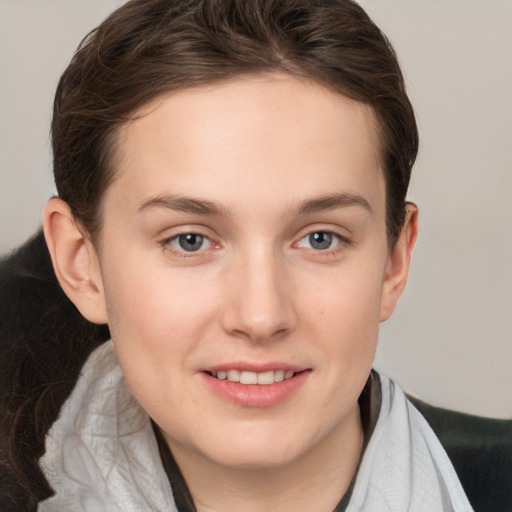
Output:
[178,234,204,251]
[309,232,332,250]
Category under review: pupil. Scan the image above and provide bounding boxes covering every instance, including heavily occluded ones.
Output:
[309,232,332,250]
[179,234,203,251]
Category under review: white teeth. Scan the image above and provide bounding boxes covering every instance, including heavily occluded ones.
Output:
[274,369,285,383]
[257,370,275,385]
[227,369,240,382]
[213,369,296,384]
[240,371,258,385]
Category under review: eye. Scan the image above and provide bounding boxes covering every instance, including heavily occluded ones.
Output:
[169,233,213,252]
[297,231,342,251]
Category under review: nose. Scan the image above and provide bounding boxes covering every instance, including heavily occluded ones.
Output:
[220,249,298,343]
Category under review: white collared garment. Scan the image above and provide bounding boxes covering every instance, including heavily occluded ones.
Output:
[39,342,473,511]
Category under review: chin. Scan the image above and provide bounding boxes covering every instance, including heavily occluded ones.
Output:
[172,420,310,470]
[206,443,304,470]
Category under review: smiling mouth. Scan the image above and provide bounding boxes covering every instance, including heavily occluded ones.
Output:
[207,369,297,385]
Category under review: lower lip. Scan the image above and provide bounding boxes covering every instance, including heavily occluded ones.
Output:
[201,371,311,408]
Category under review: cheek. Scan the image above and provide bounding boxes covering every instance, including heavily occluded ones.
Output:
[101,263,221,397]
[101,268,218,422]
[105,266,213,338]
[303,264,383,332]
[300,263,384,374]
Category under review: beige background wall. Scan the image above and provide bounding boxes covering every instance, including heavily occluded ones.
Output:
[1,0,511,418]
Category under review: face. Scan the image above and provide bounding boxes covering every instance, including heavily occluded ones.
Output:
[93,74,403,471]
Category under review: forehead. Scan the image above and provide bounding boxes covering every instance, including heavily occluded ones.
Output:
[109,74,384,216]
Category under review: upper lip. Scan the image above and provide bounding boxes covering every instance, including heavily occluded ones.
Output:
[202,362,309,373]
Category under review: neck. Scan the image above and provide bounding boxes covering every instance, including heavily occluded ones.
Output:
[167,404,363,512]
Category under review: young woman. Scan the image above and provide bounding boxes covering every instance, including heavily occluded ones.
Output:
[1,0,474,510]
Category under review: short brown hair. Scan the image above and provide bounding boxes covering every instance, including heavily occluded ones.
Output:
[53,0,418,246]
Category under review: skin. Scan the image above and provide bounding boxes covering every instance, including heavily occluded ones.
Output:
[44,73,418,511]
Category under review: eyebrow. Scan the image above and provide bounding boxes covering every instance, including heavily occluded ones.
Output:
[138,194,230,216]
[294,192,373,215]
[138,191,372,217]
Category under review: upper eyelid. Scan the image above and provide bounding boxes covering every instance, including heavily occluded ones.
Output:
[165,231,215,244]
[161,232,218,259]
[159,224,218,240]
[159,225,351,247]
[296,231,342,246]
[169,233,213,251]
[160,228,214,246]
[292,227,353,254]
[293,224,351,241]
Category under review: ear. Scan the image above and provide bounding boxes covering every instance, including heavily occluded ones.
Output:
[379,203,419,322]
[43,198,108,324]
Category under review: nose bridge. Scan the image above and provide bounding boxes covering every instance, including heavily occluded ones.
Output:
[221,245,297,342]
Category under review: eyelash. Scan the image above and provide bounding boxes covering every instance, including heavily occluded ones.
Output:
[294,230,351,257]
[160,229,351,259]
[161,232,217,258]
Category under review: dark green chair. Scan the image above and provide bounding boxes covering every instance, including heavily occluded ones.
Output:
[409,396,512,512]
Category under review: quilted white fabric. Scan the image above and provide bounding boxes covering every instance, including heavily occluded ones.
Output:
[38,342,472,511]
[347,376,473,511]
[38,342,177,512]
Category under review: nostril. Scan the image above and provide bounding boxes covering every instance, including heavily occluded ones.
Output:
[273,328,289,339]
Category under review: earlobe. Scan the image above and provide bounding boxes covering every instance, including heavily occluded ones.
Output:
[379,203,419,322]
[43,198,108,324]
